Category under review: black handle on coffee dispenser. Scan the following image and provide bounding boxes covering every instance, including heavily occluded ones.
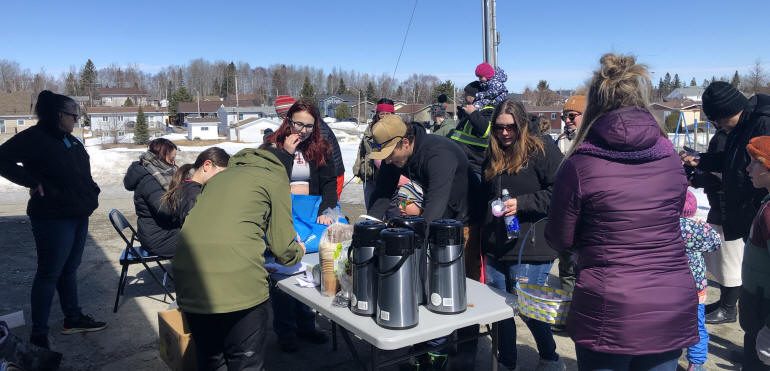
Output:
[348,242,377,267]
[376,239,411,277]
[427,246,465,266]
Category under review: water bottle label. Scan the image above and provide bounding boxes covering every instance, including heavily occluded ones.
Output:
[430,293,442,306]
[443,297,454,307]
[358,301,369,311]
[379,309,390,321]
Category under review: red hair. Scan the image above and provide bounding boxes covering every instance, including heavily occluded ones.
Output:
[266,98,329,166]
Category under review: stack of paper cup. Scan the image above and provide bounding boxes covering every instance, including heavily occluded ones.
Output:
[320,241,338,296]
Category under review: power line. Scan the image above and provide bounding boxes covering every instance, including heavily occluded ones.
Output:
[392,0,419,80]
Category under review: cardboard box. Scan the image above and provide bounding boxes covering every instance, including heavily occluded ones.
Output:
[158,309,197,371]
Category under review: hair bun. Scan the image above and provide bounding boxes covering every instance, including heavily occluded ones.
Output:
[599,54,637,80]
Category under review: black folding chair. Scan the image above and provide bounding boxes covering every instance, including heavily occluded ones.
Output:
[109,209,175,313]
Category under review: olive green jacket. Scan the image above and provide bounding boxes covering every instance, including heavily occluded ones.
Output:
[173,148,304,314]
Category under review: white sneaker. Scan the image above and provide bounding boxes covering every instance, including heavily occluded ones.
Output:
[535,358,566,371]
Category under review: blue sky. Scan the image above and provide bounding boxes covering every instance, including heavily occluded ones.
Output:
[2,0,768,91]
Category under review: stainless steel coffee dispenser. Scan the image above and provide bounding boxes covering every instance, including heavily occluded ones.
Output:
[388,216,427,305]
[376,228,419,329]
[427,219,467,314]
[349,220,386,316]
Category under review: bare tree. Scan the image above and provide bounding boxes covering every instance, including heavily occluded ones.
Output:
[743,59,767,94]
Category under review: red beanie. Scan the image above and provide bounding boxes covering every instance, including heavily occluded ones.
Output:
[274,95,296,116]
[475,62,495,79]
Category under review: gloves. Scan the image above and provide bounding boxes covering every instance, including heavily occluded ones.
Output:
[756,325,770,365]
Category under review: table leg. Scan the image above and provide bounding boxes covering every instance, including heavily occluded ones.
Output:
[338,325,367,370]
[491,322,499,371]
[370,344,379,371]
[331,321,338,351]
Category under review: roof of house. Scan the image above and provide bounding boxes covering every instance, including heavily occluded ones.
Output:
[220,105,275,114]
[224,93,260,106]
[178,101,223,113]
[650,99,702,110]
[0,91,36,116]
[96,87,148,96]
[524,104,563,113]
[86,106,167,114]
[318,94,359,103]
[186,117,220,124]
[395,104,430,114]
[231,117,281,128]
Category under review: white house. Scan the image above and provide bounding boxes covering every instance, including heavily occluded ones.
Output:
[217,105,275,136]
[186,117,219,140]
[229,117,280,142]
[665,87,706,102]
[86,106,168,134]
[96,87,149,107]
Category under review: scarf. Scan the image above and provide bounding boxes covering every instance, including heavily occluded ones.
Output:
[139,151,176,190]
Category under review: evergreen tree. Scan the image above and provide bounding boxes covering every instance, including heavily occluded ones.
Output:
[124,97,134,107]
[220,62,237,97]
[80,59,97,105]
[326,74,335,95]
[690,78,697,87]
[365,82,376,102]
[662,73,672,94]
[271,65,288,96]
[134,106,150,144]
[300,75,315,101]
[395,85,404,101]
[169,87,193,125]
[65,72,79,96]
[731,71,741,88]
[702,79,710,88]
[432,80,455,101]
[657,78,665,92]
[672,74,682,89]
[336,78,347,95]
[335,103,351,119]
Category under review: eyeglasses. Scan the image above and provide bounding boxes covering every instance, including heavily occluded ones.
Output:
[492,124,517,133]
[561,112,581,122]
[367,135,403,151]
[289,119,314,132]
[63,112,79,121]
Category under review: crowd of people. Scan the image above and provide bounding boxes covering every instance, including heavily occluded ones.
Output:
[4,52,770,370]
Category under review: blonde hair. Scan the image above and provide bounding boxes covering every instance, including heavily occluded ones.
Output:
[484,99,544,181]
[566,53,663,157]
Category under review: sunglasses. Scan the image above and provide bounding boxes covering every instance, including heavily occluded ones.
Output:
[63,112,79,120]
[397,197,421,209]
[492,124,517,133]
[561,112,581,122]
[367,135,403,151]
[289,119,314,132]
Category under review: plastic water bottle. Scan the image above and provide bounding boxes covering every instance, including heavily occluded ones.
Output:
[501,189,520,240]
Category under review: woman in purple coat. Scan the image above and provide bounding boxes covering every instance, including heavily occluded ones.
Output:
[545,53,697,370]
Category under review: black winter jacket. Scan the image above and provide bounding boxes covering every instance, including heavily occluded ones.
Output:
[481,138,563,262]
[453,105,495,175]
[690,129,727,225]
[369,125,470,224]
[261,145,338,216]
[124,162,178,257]
[319,121,345,177]
[0,124,99,218]
[699,94,770,240]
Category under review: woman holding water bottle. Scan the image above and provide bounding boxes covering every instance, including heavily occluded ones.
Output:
[480,98,565,371]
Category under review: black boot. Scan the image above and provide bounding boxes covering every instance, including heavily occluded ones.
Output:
[705,306,737,324]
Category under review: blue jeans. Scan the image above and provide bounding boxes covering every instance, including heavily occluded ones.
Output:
[485,257,559,368]
[30,217,88,336]
[686,303,708,365]
[576,346,681,371]
[269,280,316,338]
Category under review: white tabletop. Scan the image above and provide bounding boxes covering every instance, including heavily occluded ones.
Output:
[276,253,516,351]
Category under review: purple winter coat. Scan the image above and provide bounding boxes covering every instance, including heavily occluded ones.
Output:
[545,106,697,355]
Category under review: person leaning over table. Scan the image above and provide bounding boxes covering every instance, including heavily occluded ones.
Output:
[173,147,305,371]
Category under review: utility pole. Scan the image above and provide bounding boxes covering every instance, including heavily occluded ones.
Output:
[481,0,500,67]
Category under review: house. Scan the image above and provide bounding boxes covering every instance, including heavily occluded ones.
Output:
[524,104,564,134]
[0,91,37,134]
[228,117,280,142]
[224,93,261,107]
[217,105,275,136]
[317,94,358,118]
[395,104,432,124]
[177,100,224,124]
[347,100,374,122]
[665,87,706,102]
[96,87,149,107]
[649,100,705,128]
[86,106,168,135]
[186,117,220,140]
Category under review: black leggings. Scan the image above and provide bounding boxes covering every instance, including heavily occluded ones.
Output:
[185,301,270,371]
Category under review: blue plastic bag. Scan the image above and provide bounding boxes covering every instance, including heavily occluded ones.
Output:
[291,194,347,253]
